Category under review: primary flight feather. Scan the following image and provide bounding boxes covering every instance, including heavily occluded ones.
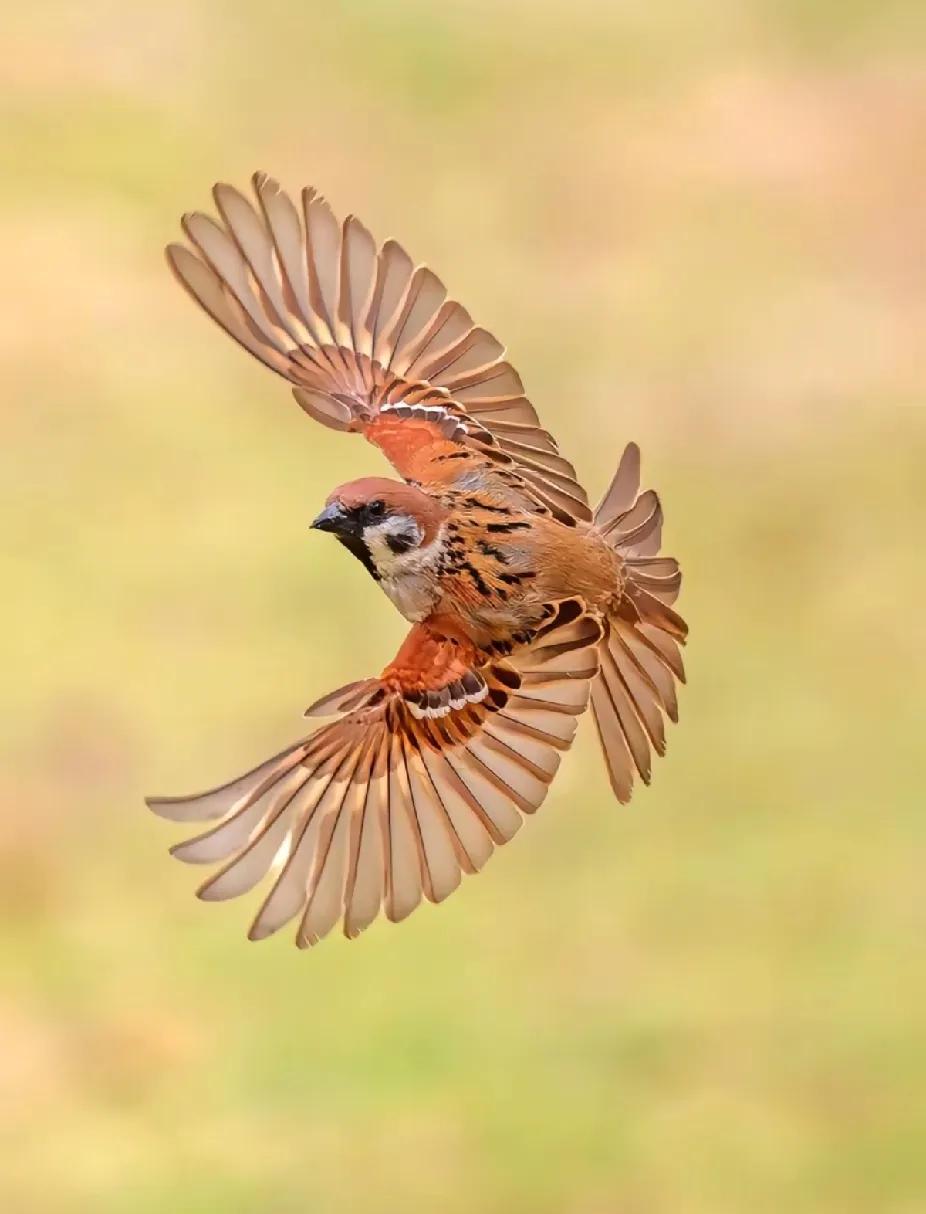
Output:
[147,173,687,948]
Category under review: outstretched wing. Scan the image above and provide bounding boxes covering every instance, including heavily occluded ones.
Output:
[146,600,602,947]
[167,173,590,523]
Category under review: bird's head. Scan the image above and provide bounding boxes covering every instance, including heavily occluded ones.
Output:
[310,477,448,580]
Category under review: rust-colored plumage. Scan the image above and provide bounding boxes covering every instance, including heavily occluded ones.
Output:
[148,173,688,948]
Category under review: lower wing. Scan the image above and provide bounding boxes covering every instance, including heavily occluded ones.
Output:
[146,600,602,948]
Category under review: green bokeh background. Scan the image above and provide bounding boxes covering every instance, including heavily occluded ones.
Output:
[3,3,925,1211]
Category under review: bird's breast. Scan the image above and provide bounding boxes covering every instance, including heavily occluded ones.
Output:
[379,569,441,623]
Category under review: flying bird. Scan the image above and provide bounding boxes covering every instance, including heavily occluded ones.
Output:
[147,173,687,948]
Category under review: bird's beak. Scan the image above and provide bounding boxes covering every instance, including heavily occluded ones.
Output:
[310,502,356,536]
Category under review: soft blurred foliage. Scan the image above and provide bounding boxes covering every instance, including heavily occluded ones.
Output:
[3,2,925,1211]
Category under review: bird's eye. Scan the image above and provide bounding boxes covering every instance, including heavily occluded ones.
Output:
[367,500,386,518]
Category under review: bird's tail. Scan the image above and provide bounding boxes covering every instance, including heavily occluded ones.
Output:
[589,444,687,802]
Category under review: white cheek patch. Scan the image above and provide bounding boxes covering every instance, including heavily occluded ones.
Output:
[364,515,424,573]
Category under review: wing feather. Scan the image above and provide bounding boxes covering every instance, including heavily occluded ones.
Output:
[296,743,369,948]
[418,744,500,861]
[248,744,352,940]
[343,730,389,938]
[385,732,424,921]
[404,743,463,903]
[170,765,309,867]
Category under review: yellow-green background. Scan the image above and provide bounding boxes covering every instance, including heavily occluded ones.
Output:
[3,3,925,1211]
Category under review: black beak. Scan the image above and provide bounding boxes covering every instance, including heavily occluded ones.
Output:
[310,502,357,536]
[309,501,380,582]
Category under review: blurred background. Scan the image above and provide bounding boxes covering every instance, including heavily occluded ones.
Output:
[3,2,925,1211]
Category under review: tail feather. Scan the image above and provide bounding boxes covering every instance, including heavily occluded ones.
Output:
[591,444,687,803]
[623,558,682,605]
[595,442,641,528]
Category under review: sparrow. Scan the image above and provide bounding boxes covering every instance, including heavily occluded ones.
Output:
[147,173,687,948]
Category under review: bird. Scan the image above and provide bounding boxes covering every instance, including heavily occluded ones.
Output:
[147,172,687,948]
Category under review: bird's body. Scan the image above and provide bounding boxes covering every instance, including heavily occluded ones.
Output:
[148,174,687,948]
[323,475,621,638]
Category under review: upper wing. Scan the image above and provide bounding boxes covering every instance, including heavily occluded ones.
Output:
[167,173,590,523]
[146,600,602,947]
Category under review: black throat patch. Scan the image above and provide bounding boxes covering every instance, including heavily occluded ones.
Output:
[335,533,380,581]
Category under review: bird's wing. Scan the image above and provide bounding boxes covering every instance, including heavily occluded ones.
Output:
[167,173,590,524]
[146,599,601,947]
